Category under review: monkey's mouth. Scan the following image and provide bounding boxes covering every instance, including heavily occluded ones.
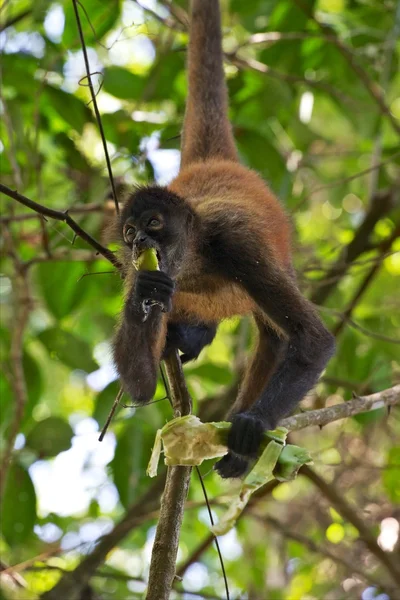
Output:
[132,245,164,270]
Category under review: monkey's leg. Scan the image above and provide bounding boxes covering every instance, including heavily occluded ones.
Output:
[215,319,287,478]
[205,236,335,478]
[163,322,217,363]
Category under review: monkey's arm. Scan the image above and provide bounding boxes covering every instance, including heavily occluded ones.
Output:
[113,271,173,403]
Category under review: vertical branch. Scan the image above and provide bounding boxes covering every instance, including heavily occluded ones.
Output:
[145,351,192,600]
[0,261,32,501]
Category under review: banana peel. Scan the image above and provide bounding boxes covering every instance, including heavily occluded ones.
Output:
[146,415,313,535]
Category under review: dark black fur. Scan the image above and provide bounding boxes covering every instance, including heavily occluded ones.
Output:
[164,322,217,363]
[202,220,335,477]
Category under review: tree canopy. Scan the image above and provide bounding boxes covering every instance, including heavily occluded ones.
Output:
[0,0,399,599]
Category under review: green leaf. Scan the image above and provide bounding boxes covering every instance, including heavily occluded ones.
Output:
[1,53,39,96]
[38,328,98,372]
[0,373,13,435]
[111,416,156,509]
[101,110,141,152]
[22,351,43,427]
[103,67,146,100]
[26,417,74,457]
[382,447,400,503]
[42,85,92,134]
[185,363,233,386]
[36,261,89,320]
[1,463,37,546]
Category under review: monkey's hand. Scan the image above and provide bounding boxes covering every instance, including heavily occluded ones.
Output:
[214,413,266,479]
[133,271,175,315]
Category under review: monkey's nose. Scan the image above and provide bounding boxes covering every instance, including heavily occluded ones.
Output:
[135,233,149,251]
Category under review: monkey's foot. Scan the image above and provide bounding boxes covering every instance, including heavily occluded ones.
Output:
[214,453,249,479]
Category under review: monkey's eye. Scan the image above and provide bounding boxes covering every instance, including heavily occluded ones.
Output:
[147,217,163,231]
[123,225,136,244]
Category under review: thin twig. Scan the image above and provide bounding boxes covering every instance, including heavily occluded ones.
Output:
[98,388,124,441]
[71,0,119,214]
[0,184,122,271]
[317,305,400,345]
[306,152,400,199]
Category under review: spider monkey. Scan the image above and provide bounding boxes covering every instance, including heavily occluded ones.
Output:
[113,0,335,478]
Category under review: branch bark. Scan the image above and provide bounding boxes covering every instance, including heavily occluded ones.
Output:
[145,352,193,600]
[280,385,400,431]
[0,184,122,271]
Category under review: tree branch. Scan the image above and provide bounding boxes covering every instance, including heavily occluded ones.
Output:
[311,188,396,305]
[0,184,122,271]
[258,515,391,593]
[333,223,400,336]
[301,465,400,587]
[0,260,32,501]
[41,476,167,600]
[145,352,192,600]
[0,203,105,224]
[280,385,400,431]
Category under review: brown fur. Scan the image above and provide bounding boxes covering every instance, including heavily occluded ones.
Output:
[113,0,335,465]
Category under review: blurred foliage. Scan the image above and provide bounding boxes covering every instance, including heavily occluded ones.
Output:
[0,0,399,599]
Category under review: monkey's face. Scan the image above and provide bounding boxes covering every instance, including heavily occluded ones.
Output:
[120,186,196,275]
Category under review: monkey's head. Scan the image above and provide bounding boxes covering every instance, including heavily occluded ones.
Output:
[120,186,197,276]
